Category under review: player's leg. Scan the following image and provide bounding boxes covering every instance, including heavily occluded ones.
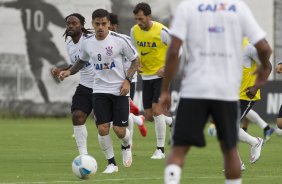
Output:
[211,100,242,183]
[164,98,209,184]
[239,100,263,163]
[71,84,93,155]
[93,93,117,173]
[246,109,274,141]
[112,96,132,167]
[241,117,250,132]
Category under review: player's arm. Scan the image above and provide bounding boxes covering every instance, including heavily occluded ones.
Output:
[276,61,282,74]
[253,39,272,88]
[51,65,72,78]
[59,59,87,81]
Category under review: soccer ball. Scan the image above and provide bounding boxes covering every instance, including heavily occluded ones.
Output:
[207,124,217,136]
[72,155,98,179]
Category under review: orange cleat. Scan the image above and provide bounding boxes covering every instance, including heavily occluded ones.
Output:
[138,115,147,137]
[130,99,139,115]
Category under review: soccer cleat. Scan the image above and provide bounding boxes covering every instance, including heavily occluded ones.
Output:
[122,146,132,167]
[151,149,165,159]
[250,137,264,164]
[102,163,118,174]
[264,127,275,142]
[138,115,147,137]
[130,99,139,115]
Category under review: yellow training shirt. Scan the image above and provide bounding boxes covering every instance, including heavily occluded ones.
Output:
[239,39,260,101]
[132,21,168,76]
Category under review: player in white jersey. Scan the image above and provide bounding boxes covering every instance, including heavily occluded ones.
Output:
[156,1,272,184]
[59,9,139,174]
[108,13,147,144]
[51,13,94,156]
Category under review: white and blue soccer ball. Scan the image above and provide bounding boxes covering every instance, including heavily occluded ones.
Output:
[72,155,98,179]
[207,124,217,136]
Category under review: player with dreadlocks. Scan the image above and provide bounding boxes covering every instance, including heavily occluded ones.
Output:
[51,13,94,155]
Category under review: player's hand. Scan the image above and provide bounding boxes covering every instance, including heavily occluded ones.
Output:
[157,67,165,77]
[276,63,282,74]
[51,67,60,78]
[156,91,171,115]
[59,70,71,81]
[120,79,130,96]
[244,85,259,99]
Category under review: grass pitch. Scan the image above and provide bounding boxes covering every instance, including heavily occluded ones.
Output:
[0,117,281,184]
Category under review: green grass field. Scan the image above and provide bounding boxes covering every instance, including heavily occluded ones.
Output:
[0,117,281,184]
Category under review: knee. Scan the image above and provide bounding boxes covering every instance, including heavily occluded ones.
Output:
[113,126,126,139]
[72,111,87,125]
[98,124,110,136]
[277,118,282,129]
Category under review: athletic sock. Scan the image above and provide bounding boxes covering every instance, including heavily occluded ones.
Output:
[164,164,181,184]
[246,109,268,129]
[130,113,143,126]
[164,115,173,126]
[98,134,114,160]
[73,125,88,155]
[263,125,270,132]
[107,157,117,166]
[128,114,134,145]
[153,114,166,147]
[121,128,130,147]
[225,178,242,184]
[238,128,258,146]
[157,146,165,153]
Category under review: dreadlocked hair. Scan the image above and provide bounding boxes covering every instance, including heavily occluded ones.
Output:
[63,13,93,41]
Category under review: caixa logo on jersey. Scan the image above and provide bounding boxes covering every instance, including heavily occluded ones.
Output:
[94,62,116,70]
[198,3,236,12]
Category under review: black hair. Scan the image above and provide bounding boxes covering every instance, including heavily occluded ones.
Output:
[63,13,92,41]
[92,9,110,20]
[133,2,151,16]
[109,13,118,25]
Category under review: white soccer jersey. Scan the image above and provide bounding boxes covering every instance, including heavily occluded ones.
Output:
[170,0,266,101]
[67,34,94,89]
[80,31,138,96]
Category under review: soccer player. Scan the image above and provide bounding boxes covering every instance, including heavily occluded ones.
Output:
[276,62,282,131]
[59,9,138,174]
[108,13,147,140]
[130,2,173,159]
[51,13,94,156]
[157,1,272,184]
[242,109,274,142]
[0,0,68,103]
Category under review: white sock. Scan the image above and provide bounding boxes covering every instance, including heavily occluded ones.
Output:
[98,134,114,159]
[164,115,173,126]
[153,114,166,147]
[164,164,181,184]
[130,113,143,126]
[225,178,242,184]
[73,125,88,155]
[238,128,258,146]
[121,128,131,147]
[246,109,267,129]
[128,115,134,145]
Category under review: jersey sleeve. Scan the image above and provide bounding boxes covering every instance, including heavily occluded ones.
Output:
[239,2,266,45]
[160,28,171,45]
[170,1,189,42]
[79,40,90,62]
[121,37,138,62]
[245,44,260,64]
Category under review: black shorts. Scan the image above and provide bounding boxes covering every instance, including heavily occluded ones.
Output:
[278,105,282,118]
[130,82,136,100]
[171,98,240,149]
[240,100,255,120]
[71,84,93,116]
[142,78,162,109]
[93,93,129,127]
